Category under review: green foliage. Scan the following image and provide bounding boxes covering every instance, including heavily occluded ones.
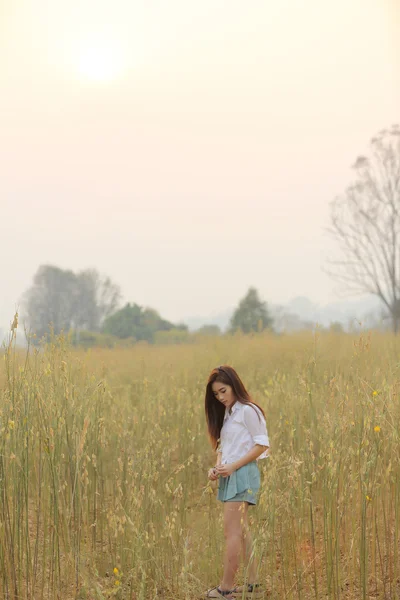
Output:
[153,328,191,345]
[196,325,221,336]
[229,287,273,334]
[69,329,136,348]
[330,321,344,334]
[102,303,188,343]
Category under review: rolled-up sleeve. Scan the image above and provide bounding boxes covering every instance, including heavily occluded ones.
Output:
[243,405,269,448]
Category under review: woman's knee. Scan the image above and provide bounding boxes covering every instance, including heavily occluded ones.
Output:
[224,527,242,542]
[224,521,246,540]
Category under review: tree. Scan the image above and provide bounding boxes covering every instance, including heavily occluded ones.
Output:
[102,303,143,339]
[329,321,344,334]
[229,287,273,334]
[25,265,79,338]
[24,265,121,338]
[75,269,121,331]
[327,125,400,333]
[102,303,187,343]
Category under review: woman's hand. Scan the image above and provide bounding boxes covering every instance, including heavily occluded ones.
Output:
[208,467,219,481]
[215,463,237,477]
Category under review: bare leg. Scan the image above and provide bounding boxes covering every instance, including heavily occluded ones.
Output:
[241,505,258,583]
[220,503,245,590]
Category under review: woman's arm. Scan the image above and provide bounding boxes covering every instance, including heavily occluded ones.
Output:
[208,451,223,481]
[215,444,268,477]
[233,444,268,470]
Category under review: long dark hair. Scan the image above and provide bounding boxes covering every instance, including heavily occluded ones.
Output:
[205,365,266,450]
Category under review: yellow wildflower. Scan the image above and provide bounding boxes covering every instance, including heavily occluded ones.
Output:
[366,495,371,501]
[372,390,378,396]
[8,420,14,430]
[374,426,381,432]
[115,580,120,586]
[113,567,119,576]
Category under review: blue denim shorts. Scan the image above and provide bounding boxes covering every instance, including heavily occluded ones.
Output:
[217,461,260,505]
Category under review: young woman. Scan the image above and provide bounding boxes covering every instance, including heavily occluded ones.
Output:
[204,365,269,599]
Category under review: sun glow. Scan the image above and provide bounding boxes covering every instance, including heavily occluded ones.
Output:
[76,36,126,83]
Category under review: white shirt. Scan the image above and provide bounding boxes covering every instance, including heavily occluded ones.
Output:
[218,401,270,465]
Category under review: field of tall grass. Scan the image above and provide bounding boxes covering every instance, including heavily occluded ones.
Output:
[1,321,400,600]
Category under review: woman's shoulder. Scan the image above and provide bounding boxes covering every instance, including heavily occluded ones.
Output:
[244,401,262,411]
[243,402,265,419]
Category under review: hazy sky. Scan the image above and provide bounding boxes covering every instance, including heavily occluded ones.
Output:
[1,0,399,329]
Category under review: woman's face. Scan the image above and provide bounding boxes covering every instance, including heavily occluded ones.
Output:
[211,380,235,409]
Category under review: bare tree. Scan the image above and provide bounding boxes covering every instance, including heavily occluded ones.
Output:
[24,265,121,339]
[327,125,400,332]
[25,265,79,338]
[94,272,121,324]
[76,269,121,330]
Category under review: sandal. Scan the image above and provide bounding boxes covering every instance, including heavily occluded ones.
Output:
[204,586,235,599]
[232,583,264,597]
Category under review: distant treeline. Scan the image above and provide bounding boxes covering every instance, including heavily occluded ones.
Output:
[23,265,275,346]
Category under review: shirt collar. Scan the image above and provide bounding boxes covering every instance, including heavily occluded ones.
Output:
[224,401,241,420]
